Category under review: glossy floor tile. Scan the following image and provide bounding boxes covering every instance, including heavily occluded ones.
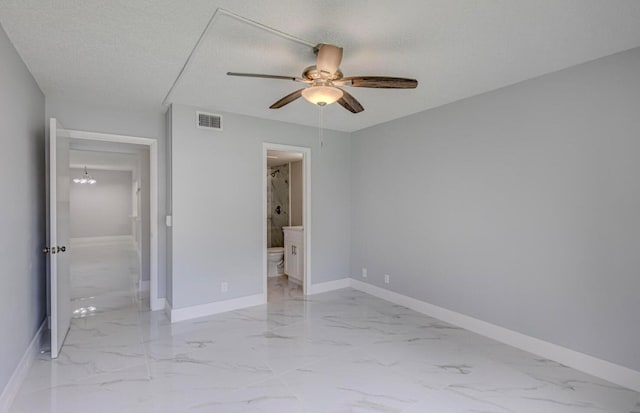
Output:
[267,274,303,302]
[9,242,639,412]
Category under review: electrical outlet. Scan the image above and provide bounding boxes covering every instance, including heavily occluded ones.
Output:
[221,282,228,293]
[362,268,367,278]
[384,274,390,284]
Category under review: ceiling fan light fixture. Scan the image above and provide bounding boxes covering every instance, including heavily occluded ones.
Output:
[228,41,416,113]
[301,85,343,106]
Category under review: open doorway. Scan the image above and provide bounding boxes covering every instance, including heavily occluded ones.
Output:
[263,144,311,302]
[47,122,161,358]
[68,143,150,317]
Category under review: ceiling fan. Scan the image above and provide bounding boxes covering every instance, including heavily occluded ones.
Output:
[227,44,418,113]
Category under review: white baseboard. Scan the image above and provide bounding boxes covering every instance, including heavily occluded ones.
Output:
[308,278,351,295]
[168,293,266,323]
[148,297,165,313]
[139,280,150,291]
[70,235,134,247]
[349,279,640,393]
[0,320,46,413]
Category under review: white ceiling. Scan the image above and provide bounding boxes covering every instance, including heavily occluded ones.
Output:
[69,139,146,172]
[2,1,640,132]
[69,150,139,172]
[267,150,303,167]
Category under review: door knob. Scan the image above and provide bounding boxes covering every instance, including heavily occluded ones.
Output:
[42,247,50,254]
[57,246,66,253]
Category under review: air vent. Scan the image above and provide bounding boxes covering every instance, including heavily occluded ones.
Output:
[196,111,223,131]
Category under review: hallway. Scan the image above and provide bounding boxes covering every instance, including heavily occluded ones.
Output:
[70,240,145,317]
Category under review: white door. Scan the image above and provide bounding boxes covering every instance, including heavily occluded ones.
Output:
[48,118,71,359]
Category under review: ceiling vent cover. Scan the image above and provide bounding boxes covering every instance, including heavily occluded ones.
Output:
[196,111,223,131]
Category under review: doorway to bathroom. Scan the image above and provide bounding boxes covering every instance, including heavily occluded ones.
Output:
[263,143,311,302]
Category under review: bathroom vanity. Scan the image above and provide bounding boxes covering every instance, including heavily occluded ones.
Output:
[283,226,304,285]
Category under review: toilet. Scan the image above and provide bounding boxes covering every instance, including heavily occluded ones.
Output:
[267,247,284,277]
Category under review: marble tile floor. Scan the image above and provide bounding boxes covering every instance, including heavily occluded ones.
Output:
[268,275,303,302]
[9,244,640,412]
[69,241,146,318]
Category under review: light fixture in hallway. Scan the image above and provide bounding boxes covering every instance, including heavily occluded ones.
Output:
[73,166,97,184]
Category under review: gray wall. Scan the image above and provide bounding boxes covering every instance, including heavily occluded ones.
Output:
[45,96,167,298]
[170,104,351,309]
[70,169,132,238]
[351,47,640,371]
[290,160,303,226]
[0,24,45,396]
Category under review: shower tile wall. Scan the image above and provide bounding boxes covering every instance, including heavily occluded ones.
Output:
[268,164,289,247]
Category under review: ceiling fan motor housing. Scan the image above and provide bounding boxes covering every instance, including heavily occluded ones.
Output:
[303,66,343,81]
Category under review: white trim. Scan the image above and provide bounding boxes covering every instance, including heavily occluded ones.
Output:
[58,128,162,311]
[349,279,640,393]
[59,129,156,146]
[168,294,265,323]
[262,146,268,298]
[70,235,134,247]
[149,141,160,310]
[139,280,150,291]
[287,161,292,227]
[303,150,311,296]
[308,278,351,295]
[263,143,311,297]
[0,321,46,413]
[163,299,172,320]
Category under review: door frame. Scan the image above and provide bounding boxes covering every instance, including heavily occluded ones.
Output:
[59,128,163,311]
[263,143,311,297]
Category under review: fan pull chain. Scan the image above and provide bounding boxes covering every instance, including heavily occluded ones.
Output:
[319,106,324,150]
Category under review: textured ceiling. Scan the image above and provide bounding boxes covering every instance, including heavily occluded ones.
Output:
[2,1,640,132]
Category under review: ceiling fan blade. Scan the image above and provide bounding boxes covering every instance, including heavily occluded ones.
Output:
[227,72,309,83]
[270,88,305,109]
[337,89,364,113]
[338,76,418,89]
[315,44,343,77]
